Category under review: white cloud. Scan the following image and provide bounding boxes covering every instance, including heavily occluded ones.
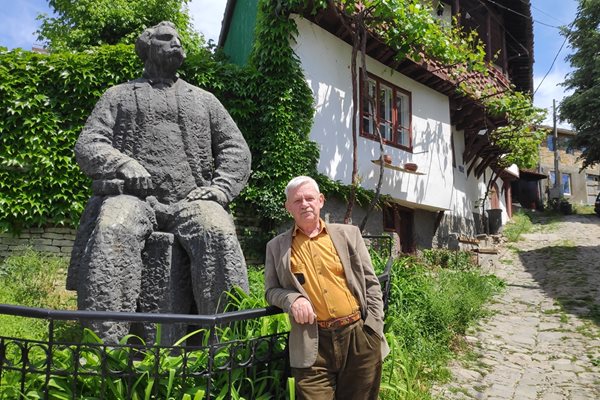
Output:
[533,67,573,129]
[188,0,228,44]
[0,0,49,50]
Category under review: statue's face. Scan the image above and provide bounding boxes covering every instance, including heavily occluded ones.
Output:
[148,25,185,71]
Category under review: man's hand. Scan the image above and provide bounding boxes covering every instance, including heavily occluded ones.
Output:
[186,186,228,206]
[290,297,316,325]
[117,160,153,193]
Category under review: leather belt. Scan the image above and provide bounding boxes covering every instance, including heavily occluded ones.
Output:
[317,312,361,329]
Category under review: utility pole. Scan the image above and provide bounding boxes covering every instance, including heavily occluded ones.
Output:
[552,99,562,197]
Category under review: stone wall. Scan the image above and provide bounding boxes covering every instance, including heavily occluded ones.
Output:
[0,197,387,263]
[0,227,77,259]
[0,219,265,264]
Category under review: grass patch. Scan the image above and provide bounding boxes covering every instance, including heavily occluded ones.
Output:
[0,249,76,340]
[378,252,504,399]
[503,211,533,242]
[573,204,594,215]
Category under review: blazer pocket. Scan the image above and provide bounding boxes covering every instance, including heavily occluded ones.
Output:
[294,272,306,285]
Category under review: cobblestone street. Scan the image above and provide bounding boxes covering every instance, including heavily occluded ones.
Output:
[432,213,600,400]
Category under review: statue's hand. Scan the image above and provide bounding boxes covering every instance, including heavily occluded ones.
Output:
[186,186,228,207]
[117,160,153,193]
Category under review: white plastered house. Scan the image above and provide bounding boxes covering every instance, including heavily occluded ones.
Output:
[219,0,534,252]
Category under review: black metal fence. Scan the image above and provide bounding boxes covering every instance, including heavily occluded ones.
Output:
[0,236,393,400]
[0,306,291,399]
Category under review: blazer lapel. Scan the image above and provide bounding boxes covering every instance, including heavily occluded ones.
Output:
[278,228,293,271]
[327,224,357,288]
[277,228,308,295]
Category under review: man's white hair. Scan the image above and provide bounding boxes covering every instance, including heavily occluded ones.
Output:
[284,176,320,200]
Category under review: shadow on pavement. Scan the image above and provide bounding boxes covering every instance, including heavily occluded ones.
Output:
[518,242,600,327]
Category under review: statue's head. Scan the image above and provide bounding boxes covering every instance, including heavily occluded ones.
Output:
[136,21,185,75]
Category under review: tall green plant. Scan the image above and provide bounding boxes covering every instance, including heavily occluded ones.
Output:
[380,254,503,399]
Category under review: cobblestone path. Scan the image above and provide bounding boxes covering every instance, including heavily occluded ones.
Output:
[432,213,600,400]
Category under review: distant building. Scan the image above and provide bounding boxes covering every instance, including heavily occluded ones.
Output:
[539,127,600,205]
[31,45,49,54]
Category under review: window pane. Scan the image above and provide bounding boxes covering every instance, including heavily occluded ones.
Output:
[363,116,373,135]
[550,172,572,195]
[377,84,393,140]
[363,79,375,115]
[396,127,409,146]
[562,174,571,195]
[379,84,392,121]
[379,121,392,140]
[395,92,410,146]
[361,78,376,136]
[547,135,555,151]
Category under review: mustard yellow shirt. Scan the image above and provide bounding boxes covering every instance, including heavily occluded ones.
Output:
[290,220,360,321]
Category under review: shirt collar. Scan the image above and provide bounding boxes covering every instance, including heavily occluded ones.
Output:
[292,218,327,237]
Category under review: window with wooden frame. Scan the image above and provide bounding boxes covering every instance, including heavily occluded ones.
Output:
[361,73,412,150]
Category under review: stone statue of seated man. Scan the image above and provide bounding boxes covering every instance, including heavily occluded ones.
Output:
[66,21,251,344]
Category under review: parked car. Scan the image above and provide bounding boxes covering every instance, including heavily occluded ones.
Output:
[595,192,600,217]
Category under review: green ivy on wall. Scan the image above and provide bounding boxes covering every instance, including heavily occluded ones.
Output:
[0,45,141,232]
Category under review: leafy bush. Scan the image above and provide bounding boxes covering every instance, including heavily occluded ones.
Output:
[421,248,474,270]
[0,45,141,232]
[0,260,290,399]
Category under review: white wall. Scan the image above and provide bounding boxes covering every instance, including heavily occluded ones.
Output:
[290,15,509,226]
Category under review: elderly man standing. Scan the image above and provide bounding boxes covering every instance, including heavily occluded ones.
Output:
[264,176,389,399]
[67,21,251,343]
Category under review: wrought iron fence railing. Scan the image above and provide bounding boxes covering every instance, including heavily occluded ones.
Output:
[0,235,393,400]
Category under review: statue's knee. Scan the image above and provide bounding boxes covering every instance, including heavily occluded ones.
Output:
[95,195,155,235]
[179,200,236,232]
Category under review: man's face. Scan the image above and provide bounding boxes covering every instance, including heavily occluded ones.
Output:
[148,25,185,70]
[285,182,324,226]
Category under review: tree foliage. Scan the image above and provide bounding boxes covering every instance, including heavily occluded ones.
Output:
[37,0,203,53]
[560,0,600,169]
[486,91,547,169]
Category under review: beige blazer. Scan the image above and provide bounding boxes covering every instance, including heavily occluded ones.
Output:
[264,222,390,368]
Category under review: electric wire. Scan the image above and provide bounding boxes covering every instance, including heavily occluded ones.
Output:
[485,0,562,29]
[533,4,582,96]
[474,0,531,57]
[467,0,575,95]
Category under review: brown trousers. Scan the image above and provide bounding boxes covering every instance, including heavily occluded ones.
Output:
[291,320,382,400]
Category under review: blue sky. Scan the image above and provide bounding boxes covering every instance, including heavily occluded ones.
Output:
[0,0,577,127]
